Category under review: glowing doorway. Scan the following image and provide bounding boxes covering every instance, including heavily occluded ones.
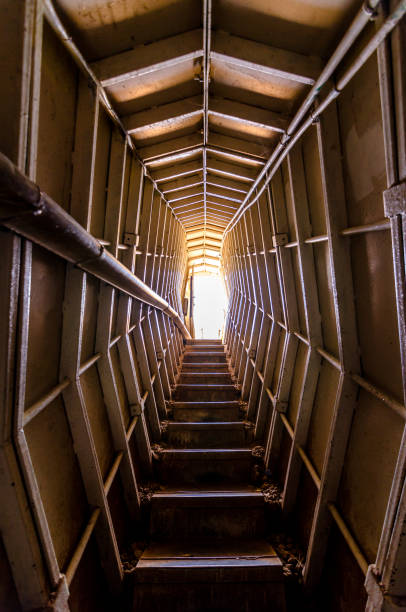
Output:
[192,274,228,339]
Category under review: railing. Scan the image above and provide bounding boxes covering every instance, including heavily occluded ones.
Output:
[0,151,191,339]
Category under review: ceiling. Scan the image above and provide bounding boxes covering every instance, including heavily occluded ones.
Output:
[54,0,360,274]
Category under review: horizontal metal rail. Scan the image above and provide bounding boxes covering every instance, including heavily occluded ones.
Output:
[0,152,191,339]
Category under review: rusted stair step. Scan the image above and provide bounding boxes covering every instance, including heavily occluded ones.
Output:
[185,338,222,345]
[133,540,285,612]
[183,352,227,363]
[173,384,238,402]
[164,421,253,448]
[181,362,230,372]
[178,372,233,385]
[184,345,225,353]
[150,490,265,539]
[157,448,256,485]
[171,401,241,422]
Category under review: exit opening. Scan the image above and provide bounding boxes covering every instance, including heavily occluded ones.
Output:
[192,273,228,339]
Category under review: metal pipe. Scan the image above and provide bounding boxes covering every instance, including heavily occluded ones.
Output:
[328,502,369,575]
[0,152,191,339]
[223,0,399,235]
[23,379,70,426]
[78,353,102,376]
[65,508,101,586]
[277,412,369,575]
[104,452,124,495]
[341,218,391,236]
[351,372,406,419]
[297,444,321,490]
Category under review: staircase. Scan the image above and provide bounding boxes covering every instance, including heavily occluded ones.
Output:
[132,339,286,612]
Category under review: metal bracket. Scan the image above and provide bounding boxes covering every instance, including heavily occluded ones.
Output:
[363,1,379,20]
[365,565,406,611]
[384,182,406,217]
[130,403,142,417]
[274,399,288,413]
[46,575,70,611]
[272,233,288,247]
[124,232,140,246]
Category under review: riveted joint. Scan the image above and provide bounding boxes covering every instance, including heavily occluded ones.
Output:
[124,232,139,246]
[272,233,288,247]
[130,403,142,417]
[274,400,288,413]
[363,1,379,20]
[383,182,406,217]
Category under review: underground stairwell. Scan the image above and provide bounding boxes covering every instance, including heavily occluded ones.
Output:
[131,339,286,612]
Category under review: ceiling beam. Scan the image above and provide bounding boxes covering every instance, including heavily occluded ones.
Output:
[187,245,220,254]
[207,158,257,182]
[206,201,238,212]
[206,187,244,202]
[123,96,202,134]
[208,132,270,159]
[187,240,222,250]
[147,148,202,168]
[182,215,205,225]
[186,225,223,237]
[187,234,221,243]
[206,174,250,194]
[91,29,204,87]
[140,133,203,162]
[152,161,202,182]
[189,263,220,272]
[174,205,204,216]
[168,190,204,203]
[176,204,204,214]
[161,175,204,193]
[206,146,265,167]
[189,254,220,264]
[209,97,288,133]
[211,30,321,86]
[92,28,320,91]
[125,95,286,136]
[206,210,233,221]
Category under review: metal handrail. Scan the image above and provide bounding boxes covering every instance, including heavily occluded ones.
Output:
[0,152,191,339]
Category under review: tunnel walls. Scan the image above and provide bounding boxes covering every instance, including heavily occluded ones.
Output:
[2,1,406,611]
[0,3,188,610]
[222,18,406,610]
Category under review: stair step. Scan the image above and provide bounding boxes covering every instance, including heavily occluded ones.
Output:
[185,339,222,345]
[171,401,241,422]
[133,541,285,612]
[184,346,225,353]
[183,352,227,363]
[157,449,256,485]
[173,384,239,401]
[150,491,265,539]
[165,421,253,448]
[181,362,229,372]
[179,372,233,385]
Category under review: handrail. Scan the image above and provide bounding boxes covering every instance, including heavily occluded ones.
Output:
[0,152,191,339]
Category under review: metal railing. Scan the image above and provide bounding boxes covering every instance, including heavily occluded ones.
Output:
[0,151,191,339]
